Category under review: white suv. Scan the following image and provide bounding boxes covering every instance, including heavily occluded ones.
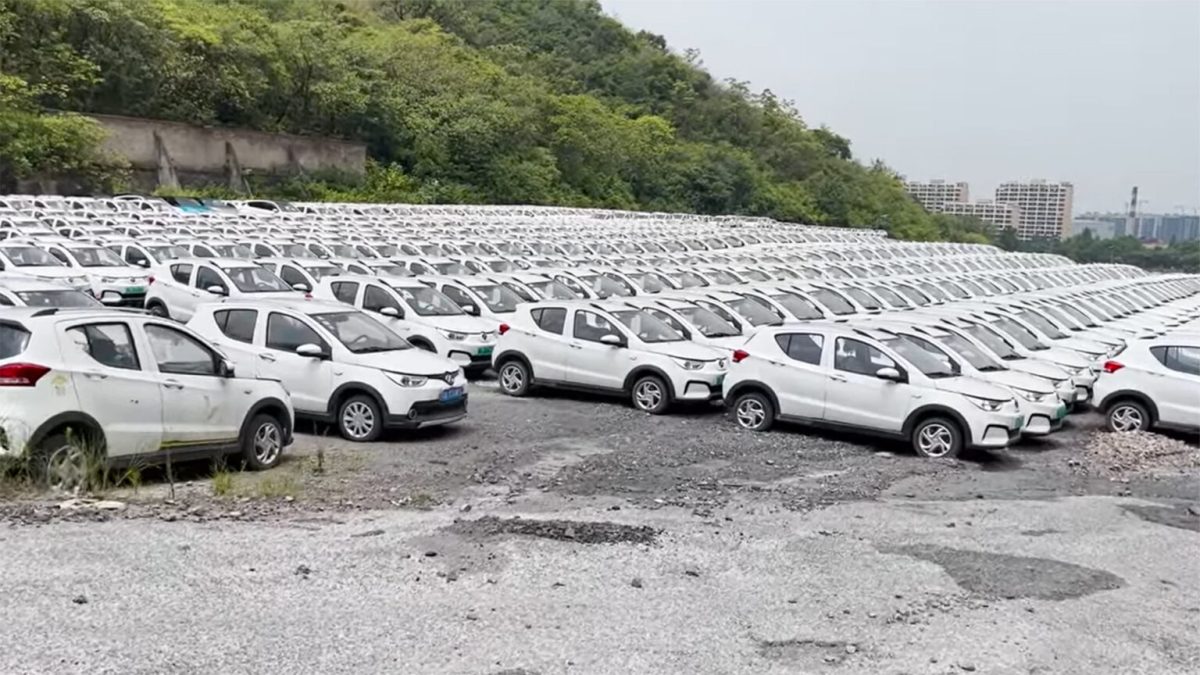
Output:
[723,323,1024,457]
[189,300,468,441]
[144,258,300,321]
[492,300,728,414]
[0,308,293,486]
[41,241,151,307]
[1094,336,1200,434]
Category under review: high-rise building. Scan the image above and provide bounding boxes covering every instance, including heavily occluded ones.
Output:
[1071,219,1117,239]
[994,180,1074,240]
[904,180,969,212]
[940,200,1020,231]
[1155,215,1200,243]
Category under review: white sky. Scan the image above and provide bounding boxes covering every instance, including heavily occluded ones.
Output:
[602,0,1200,215]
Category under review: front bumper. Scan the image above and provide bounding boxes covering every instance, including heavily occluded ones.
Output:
[674,372,727,401]
[970,410,1024,449]
[386,396,468,429]
[1023,401,1068,436]
[446,341,495,371]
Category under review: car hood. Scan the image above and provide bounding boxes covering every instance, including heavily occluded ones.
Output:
[932,376,1013,401]
[979,369,1056,394]
[699,335,749,350]
[1052,336,1110,357]
[1005,358,1071,382]
[409,313,495,333]
[84,266,149,279]
[341,349,460,375]
[638,340,727,361]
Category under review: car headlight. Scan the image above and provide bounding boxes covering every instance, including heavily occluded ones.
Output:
[100,276,120,283]
[438,329,467,341]
[1053,379,1070,389]
[386,372,428,387]
[965,395,1006,412]
[1014,389,1049,403]
[671,357,705,371]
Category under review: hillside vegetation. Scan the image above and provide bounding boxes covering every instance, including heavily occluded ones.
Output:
[4,0,984,241]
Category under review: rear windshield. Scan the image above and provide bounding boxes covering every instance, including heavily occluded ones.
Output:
[0,324,31,358]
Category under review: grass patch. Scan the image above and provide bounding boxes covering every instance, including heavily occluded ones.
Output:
[211,468,236,497]
[254,474,300,499]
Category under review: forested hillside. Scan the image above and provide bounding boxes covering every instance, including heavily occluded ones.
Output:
[0,0,990,241]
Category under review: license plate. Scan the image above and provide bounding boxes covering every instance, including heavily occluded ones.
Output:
[1054,405,1067,420]
[475,346,494,357]
[439,387,464,403]
[125,286,145,294]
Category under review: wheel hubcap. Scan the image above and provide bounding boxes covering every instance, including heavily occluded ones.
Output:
[1111,405,1143,432]
[917,424,954,457]
[634,381,662,410]
[342,401,376,439]
[501,365,524,393]
[253,423,281,464]
[736,399,766,429]
[46,444,88,491]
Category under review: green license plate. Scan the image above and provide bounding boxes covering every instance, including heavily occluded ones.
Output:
[125,286,145,294]
[1014,415,1025,430]
[476,346,494,357]
[1054,405,1067,420]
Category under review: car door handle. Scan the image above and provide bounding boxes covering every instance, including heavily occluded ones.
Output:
[569,344,583,350]
[85,371,108,380]
[164,380,185,390]
[829,374,847,382]
[258,353,277,362]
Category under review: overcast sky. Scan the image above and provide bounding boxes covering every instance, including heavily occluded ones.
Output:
[602,0,1200,215]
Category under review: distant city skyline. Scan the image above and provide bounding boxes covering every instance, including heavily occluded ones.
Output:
[602,0,1200,215]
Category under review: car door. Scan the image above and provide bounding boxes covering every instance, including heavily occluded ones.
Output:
[822,336,913,433]
[771,332,828,420]
[58,321,164,458]
[141,322,241,447]
[257,311,334,415]
[1149,346,1200,427]
[564,309,628,390]
[525,307,571,381]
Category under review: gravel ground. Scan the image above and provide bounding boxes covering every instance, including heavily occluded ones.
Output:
[1,382,1197,673]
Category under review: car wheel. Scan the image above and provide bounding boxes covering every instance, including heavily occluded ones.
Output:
[240,414,285,470]
[146,302,169,319]
[732,391,774,432]
[631,375,670,414]
[911,417,963,458]
[498,360,530,397]
[338,394,383,442]
[34,431,102,491]
[1106,400,1149,433]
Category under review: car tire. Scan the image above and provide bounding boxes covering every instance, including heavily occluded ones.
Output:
[732,391,774,432]
[240,414,285,470]
[911,417,963,458]
[498,360,531,397]
[631,374,670,415]
[146,301,169,319]
[1106,399,1149,433]
[338,394,384,442]
[32,430,103,491]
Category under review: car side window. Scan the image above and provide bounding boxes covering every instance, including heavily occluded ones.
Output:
[775,333,825,366]
[125,247,149,267]
[144,324,219,376]
[213,309,258,344]
[195,266,226,292]
[266,312,326,353]
[331,281,359,304]
[834,337,895,376]
[170,263,193,284]
[531,307,567,334]
[1150,346,1200,376]
[279,265,307,288]
[363,285,400,312]
[645,309,687,335]
[48,248,70,264]
[66,323,141,371]
[573,310,619,343]
[0,292,12,306]
[441,286,474,309]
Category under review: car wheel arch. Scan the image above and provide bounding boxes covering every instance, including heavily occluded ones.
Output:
[28,411,107,455]
[327,382,390,420]
[1100,390,1159,424]
[724,380,781,413]
[902,405,971,440]
[241,397,293,443]
[494,351,534,381]
[623,365,675,398]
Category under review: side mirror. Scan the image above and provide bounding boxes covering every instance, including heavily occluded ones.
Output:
[206,285,227,295]
[380,306,402,318]
[135,259,149,268]
[219,359,236,378]
[292,283,310,292]
[599,334,624,347]
[296,343,325,358]
[462,304,480,316]
[875,366,904,382]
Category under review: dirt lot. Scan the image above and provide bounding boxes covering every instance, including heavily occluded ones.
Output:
[1,382,1197,674]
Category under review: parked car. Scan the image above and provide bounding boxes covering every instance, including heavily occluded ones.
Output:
[0,308,293,487]
[0,277,101,308]
[190,300,468,441]
[41,240,151,306]
[144,258,300,321]
[1094,336,1200,434]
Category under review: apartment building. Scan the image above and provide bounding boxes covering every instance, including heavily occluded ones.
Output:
[994,180,1074,240]
[941,200,1020,231]
[904,180,969,212]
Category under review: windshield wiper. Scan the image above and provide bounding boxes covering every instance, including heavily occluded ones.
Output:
[353,346,402,353]
[977,365,1005,372]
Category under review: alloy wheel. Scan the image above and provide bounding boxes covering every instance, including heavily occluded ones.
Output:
[253,422,282,465]
[634,380,663,411]
[342,401,376,440]
[500,364,524,393]
[736,398,766,429]
[46,444,89,492]
[917,423,954,458]
[1109,405,1144,432]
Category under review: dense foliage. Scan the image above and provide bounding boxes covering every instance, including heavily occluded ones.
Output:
[1001,230,1199,272]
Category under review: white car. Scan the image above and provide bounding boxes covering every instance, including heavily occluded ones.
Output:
[492,300,728,414]
[421,275,530,327]
[0,242,91,290]
[107,239,189,272]
[619,296,748,350]
[0,308,293,487]
[312,275,497,376]
[189,300,468,441]
[42,240,151,306]
[0,277,101,308]
[723,323,1024,457]
[144,258,300,321]
[1094,336,1200,434]
[255,257,343,293]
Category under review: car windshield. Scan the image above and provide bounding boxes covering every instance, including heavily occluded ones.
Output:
[392,285,464,316]
[1018,310,1068,339]
[471,284,523,313]
[895,285,930,306]
[771,293,824,320]
[501,281,537,302]
[1040,305,1081,330]
[530,279,580,300]
[917,282,950,301]
[740,269,770,282]
[282,244,317,258]
[939,332,1004,371]
[578,274,631,298]
[882,335,958,378]
[636,273,666,293]
[611,310,685,343]
[729,296,784,326]
[373,264,412,277]
[332,245,360,258]
[676,304,740,337]
[305,265,340,281]
[488,260,517,273]
[991,277,1019,292]
[964,323,1022,360]
[706,270,738,285]
[3,246,63,267]
[213,244,254,259]
[992,317,1048,350]
[311,311,410,354]
[71,246,127,267]
[149,245,187,261]
[940,282,970,299]
[226,266,292,292]
[676,271,709,288]
[374,245,398,257]
[15,289,100,307]
[870,286,910,307]
[957,279,987,295]
[811,288,855,315]
[1057,303,1097,327]
[844,288,882,310]
[434,261,471,275]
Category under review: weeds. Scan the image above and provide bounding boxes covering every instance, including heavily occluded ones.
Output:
[255,474,299,498]
[211,469,235,497]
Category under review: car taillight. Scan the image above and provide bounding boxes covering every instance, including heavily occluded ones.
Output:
[498,323,510,335]
[732,349,750,363]
[1102,360,1124,373]
[0,363,51,386]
